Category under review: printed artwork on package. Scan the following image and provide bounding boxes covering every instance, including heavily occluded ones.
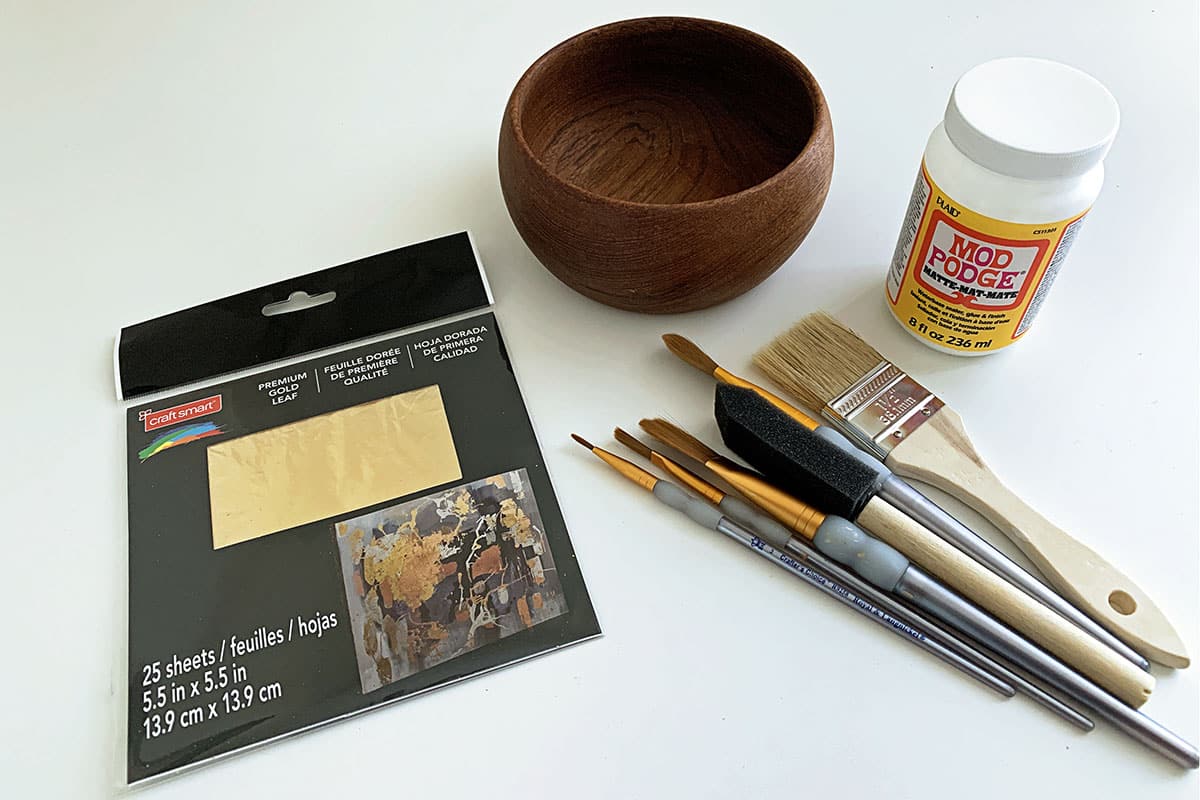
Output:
[334,468,567,693]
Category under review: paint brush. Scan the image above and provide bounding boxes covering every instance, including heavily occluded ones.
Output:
[703,389,1155,709]
[753,312,1188,669]
[662,334,825,429]
[571,434,1015,701]
[611,428,1095,711]
[663,332,1151,672]
[642,412,1153,708]
[633,421,1199,769]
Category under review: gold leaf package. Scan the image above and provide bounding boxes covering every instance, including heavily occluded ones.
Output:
[117,232,599,785]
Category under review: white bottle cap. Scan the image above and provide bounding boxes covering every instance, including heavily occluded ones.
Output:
[944,57,1120,180]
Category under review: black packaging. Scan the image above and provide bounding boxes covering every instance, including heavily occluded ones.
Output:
[118,232,599,784]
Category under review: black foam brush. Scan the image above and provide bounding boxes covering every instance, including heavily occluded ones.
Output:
[714,383,888,518]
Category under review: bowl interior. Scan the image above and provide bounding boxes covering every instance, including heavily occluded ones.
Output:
[516,20,817,205]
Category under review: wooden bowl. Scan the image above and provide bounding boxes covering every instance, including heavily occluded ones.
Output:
[498,17,834,313]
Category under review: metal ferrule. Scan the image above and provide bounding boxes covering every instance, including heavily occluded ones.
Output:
[823,361,945,459]
[593,448,659,493]
[651,452,725,506]
[706,457,825,539]
[713,367,820,430]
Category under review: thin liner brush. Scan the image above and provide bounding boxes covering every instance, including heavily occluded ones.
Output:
[629,424,1199,768]
[663,332,1151,673]
[754,312,1187,669]
[572,433,1016,702]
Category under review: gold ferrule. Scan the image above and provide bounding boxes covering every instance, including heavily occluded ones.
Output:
[706,457,826,539]
[650,452,725,506]
[713,367,819,430]
[593,447,659,493]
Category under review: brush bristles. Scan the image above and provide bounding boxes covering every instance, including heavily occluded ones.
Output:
[570,433,594,450]
[662,333,719,376]
[613,427,653,460]
[638,418,719,464]
[753,312,886,410]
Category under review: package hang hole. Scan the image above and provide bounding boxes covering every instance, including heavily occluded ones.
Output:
[262,290,337,317]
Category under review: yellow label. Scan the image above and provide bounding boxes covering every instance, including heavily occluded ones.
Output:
[886,161,1087,353]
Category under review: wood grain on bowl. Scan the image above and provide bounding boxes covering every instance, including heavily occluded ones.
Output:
[499,17,834,313]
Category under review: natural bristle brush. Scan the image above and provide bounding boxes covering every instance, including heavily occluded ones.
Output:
[751,312,1187,669]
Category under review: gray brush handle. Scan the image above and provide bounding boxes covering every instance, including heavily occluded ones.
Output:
[652,481,724,529]
[812,515,910,592]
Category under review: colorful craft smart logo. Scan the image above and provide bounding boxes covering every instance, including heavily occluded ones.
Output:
[137,395,225,461]
[138,422,224,461]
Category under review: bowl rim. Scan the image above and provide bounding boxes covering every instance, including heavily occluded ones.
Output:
[504,16,831,211]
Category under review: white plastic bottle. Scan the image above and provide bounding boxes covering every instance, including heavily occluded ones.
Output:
[886,57,1119,355]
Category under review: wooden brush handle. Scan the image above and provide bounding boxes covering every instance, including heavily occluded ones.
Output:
[856,497,1156,708]
[886,407,1189,670]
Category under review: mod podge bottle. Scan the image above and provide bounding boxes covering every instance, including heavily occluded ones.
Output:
[886,57,1119,355]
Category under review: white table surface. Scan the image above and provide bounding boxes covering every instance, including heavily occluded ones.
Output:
[2,2,1196,797]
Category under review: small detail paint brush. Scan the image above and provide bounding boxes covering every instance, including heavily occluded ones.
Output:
[573,433,1016,701]
[663,332,1150,673]
[708,387,1155,710]
[630,424,1200,768]
[753,312,1188,670]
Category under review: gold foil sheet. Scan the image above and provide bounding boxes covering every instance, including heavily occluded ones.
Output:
[207,385,461,549]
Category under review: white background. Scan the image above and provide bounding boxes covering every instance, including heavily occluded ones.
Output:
[1,2,1196,797]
